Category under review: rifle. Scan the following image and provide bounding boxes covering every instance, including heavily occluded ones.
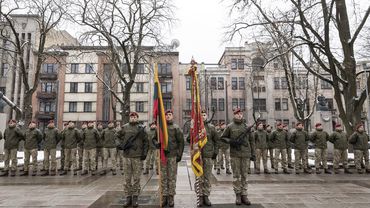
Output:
[232,123,254,150]
[117,125,146,152]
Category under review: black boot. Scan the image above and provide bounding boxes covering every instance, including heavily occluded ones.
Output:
[283,168,290,174]
[161,196,168,207]
[168,195,175,207]
[31,170,37,176]
[304,169,311,174]
[112,170,117,175]
[324,169,332,174]
[123,196,132,208]
[217,168,220,175]
[41,170,49,176]
[226,168,232,175]
[241,195,251,205]
[235,193,242,205]
[81,170,88,175]
[203,195,212,206]
[143,169,149,175]
[10,171,16,177]
[344,168,352,174]
[20,171,28,176]
[132,195,138,208]
[59,170,67,175]
[0,170,9,177]
[100,170,107,176]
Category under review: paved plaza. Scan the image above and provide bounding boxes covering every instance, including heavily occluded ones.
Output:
[1,148,370,208]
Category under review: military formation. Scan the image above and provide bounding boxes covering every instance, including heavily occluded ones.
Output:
[1,108,370,207]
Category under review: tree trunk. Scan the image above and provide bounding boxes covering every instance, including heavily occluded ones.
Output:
[23,93,33,126]
[121,82,134,123]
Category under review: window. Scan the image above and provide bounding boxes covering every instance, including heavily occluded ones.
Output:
[232,77,238,90]
[282,98,289,110]
[274,77,280,89]
[273,62,279,70]
[232,98,238,109]
[161,82,172,93]
[238,59,244,69]
[85,64,94,73]
[295,75,307,89]
[253,86,266,92]
[71,63,79,73]
[43,63,57,73]
[0,87,6,95]
[70,82,78,93]
[186,99,192,110]
[231,59,237,70]
[253,99,266,111]
[163,99,172,110]
[85,82,93,93]
[158,63,171,75]
[40,101,56,112]
[69,102,77,112]
[210,77,217,90]
[275,98,281,111]
[136,82,144,92]
[83,102,92,112]
[321,79,331,89]
[211,98,217,111]
[218,98,225,111]
[252,57,265,71]
[1,63,8,77]
[326,98,334,111]
[41,82,56,92]
[137,64,145,74]
[239,77,245,90]
[281,77,288,89]
[135,101,144,112]
[217,77,224,90]
[186,76,191,90]
[239,98,245,111]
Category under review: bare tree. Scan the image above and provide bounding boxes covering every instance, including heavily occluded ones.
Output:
[72,0,174,122]
[227,0,370,134]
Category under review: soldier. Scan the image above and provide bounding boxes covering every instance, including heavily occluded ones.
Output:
[290,122,311,174]
[349,123,370,174]
[266,125,274,170]
[270,122,290,174]
[0,119,23,177]
[60,121,80,175]
[329,124,352,174]
[310,123,331,174]
[96,123,104,171]
[216,122,231,175]
[253,122,269,174]
[115,121,124,171]
[158,110,184,208]
[144,121,158,175]
[197,110,218,206]
[20,121,43,176]
[77,122,87,171]
[41,120,60,176]
[117,112,148,208]
[101,121,118,175]
[81,121,100,175]
[284,125,294,169]
[221,108,254,205]
[58,122,68,172]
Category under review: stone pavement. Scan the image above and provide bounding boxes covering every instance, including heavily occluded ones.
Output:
[1,147,370,207]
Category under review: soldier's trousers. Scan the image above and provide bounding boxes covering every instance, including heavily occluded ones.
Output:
[77,146,83,169]
[83,149,96,171]
[315,148,328,169]
[145,149,157,169]
[24,149,38,172]
[96,147,104,169]
[217,147,230,169]
[294,149,308,170]
[161,157,178,196]
[4,148,17,171]
[333,149,348,169]
[274,148,287,169]
[103,148,117,170]
[117,150,124,169]
[60,146,65,169]
[123,157,143,196]
[256,149,268,171]
[64,148,77,171]
[199,158,213,196]
[354,150,370,170]
[43,149,57,171]
[287,147,292,166]
[230,157,249,195]
[268,148,274,167]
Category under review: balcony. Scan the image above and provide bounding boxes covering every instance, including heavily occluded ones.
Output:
[36,91,57,100]
[35,111,55,120]
[40,72,58,80]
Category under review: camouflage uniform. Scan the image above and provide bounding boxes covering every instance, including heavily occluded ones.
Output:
[349,130,370,172]
[145,128,158,171]
[270,129,288,172]
[2,126,23,173]
[117,122,149,197]
[266,130,274,169]
[290,129,309,172]
[78,128,85,170]
[102,127,117,172]
[24,127,43,173]
[329,130,349,170]
[253,129,269,173]
[43,126,60,172]
[82,127,100,173]
[217,128,231,170]
[310,129,330,171]
[61,127,80,171]
[96,128,104,169]
[286,131,293,168]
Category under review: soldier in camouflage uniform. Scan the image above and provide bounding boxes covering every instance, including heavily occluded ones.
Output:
[221,108,254,205]
[144,121,158,175]
[310,123,331,174]
[329,124,352,174]
[266,125,274,170]
[253,122,269,174]
[117,112,148,208]
[81,121,100,175]
[349,123,370,174]
[58,122,68,172]
[77,122,87,171]
[41,120,60,176]
[216,122,231,175]
[20,121,43,176]
[60,121,80,175]
[290,122,311,174]
[270,122,290,174]
[115,121,124,171]
[96,123,104,171]
[284,125,294,169]
[101,121,118,175]
[0,119,23,177]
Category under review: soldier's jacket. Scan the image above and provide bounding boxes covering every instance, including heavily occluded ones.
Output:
[78,128,86,148]
[269,129,288,149]
[286,131,294,149]
[147,128,157,150]
[82,127,100,150]
[61,127,80,149]
[221,119,255,158]
[97,129,104,148]
[253,129,268,149]
[202,122,219,158]
[329,130,348,150]
[290,129,309,150]
[2,126,24,149]
[24,128,43,150]
[43,127,61,150]
[310,130,329,149]
[349,131,370,151]
[102,127,117,148]
[217,129,229,149]
[166,121,184,158]
[117,122,149,158]
[267,131,274,149]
